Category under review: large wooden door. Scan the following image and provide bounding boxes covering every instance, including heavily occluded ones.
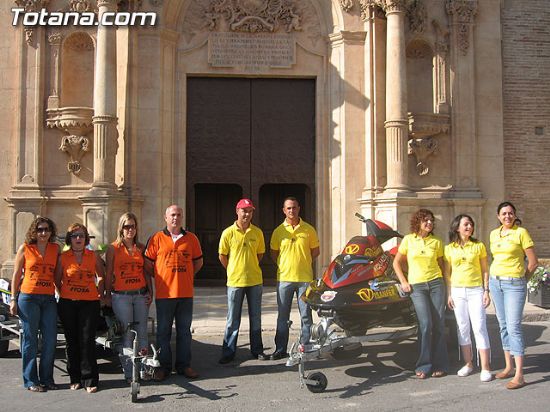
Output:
[187,78,315,284]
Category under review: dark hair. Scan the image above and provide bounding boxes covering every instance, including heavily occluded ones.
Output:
[448,214,478,244]
[25,217,57,245]
[410,209,435,234]
[283,196,299,206]
[65,223,90,246]
[497,201,516,215]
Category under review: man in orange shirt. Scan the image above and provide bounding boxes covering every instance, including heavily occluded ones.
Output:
[145,205,203,380]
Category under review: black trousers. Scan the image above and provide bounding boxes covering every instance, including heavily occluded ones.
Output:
[58,298,100,388]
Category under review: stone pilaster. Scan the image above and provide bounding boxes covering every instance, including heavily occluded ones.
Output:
[446,0,480,191]
[383,0,409,191]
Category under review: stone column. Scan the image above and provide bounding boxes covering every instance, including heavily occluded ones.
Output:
[92,0,118,190]
[383,0,409,191]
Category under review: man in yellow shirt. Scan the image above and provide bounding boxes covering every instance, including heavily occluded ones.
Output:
[218,198,268,364]
[269,197,320,360]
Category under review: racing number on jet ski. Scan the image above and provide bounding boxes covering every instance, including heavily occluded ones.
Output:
[345,244,360,254]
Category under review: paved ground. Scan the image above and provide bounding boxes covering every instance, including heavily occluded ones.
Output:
[1,287,549,411]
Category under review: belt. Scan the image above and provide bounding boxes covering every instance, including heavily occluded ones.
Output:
[491,276,518,281]
[113,287,148,295]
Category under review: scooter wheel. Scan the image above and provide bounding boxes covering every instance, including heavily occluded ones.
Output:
[0,339,9,357]
[305,372,328,393]
[131,382,140,403]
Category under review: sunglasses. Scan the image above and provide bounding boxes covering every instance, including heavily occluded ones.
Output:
[122,224,136,231]
[70,233,85,239]
[37,227,51,233]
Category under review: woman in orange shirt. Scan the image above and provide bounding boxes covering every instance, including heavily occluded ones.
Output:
[105,212,152,382]
[10,217,60,392]
[55,223,106,393]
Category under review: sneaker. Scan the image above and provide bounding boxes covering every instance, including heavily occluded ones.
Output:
[457,365,474,377]
[480,370,492,382]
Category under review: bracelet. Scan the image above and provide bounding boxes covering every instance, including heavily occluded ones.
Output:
[484,288,489,292]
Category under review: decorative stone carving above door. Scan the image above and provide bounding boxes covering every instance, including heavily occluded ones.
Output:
[181,0,323,54]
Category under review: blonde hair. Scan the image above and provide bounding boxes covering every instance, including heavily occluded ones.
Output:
[115,212,140,246]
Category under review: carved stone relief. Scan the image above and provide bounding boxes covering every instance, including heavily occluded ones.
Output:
[408,137,438,176]
[68,0,96,12]
[47,107,94,175]
[446,0,478,55]
[14,0,50,45]
[59,135,90,175]
[199,0,303,33]
[182,0,322,69]
[406,0,426,34]
[407,112,450,176]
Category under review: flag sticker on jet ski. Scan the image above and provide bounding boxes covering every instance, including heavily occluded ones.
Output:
[320,291,337,302]
[356,286,397,302]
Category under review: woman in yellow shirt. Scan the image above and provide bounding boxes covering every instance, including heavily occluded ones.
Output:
[393,209,448,379]
[489,202,538,390]
[444,214,491,382]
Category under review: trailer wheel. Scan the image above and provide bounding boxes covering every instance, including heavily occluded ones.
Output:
[305,372,327,393]
[0,339,9,357]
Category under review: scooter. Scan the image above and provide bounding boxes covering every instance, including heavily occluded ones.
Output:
[286,213,417,393]
[124,322,161,403]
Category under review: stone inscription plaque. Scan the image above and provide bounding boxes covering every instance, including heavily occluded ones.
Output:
[208,32,295,70]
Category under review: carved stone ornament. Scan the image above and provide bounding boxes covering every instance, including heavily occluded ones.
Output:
[46,107,93,174]
[407,112,450,175]
[406,0,426,34]
[340,0,354,12]
[408,137,438,176]
[69,0,94,12]
[203,0,302,33]
[446,0,478,55]
[59,135,90,175]
[14,0,50,45]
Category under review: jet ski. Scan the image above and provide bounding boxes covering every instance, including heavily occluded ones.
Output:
[287,213,417,393]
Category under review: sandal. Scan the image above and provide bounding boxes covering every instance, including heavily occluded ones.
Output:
[496,370,514,379]
[27,385,45,392]
[86,386,98,393]
[70,383,81,390]
[415,371,428,379]
[432,371,447,378]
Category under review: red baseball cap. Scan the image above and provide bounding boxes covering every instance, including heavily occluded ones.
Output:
[236,198,255,209]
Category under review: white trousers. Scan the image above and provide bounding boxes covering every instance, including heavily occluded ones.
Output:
[451,286,490,350]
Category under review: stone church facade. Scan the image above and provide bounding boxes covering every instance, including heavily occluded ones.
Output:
[1,0,548,282]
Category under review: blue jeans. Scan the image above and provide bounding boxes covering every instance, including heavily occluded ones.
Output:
[17,293,58,388]
[489,276,527,356]
[409,278,449,374]
[112,292,149,378]
[275,282,312,353]
[222,285,263,358]
[155,297,193,372]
